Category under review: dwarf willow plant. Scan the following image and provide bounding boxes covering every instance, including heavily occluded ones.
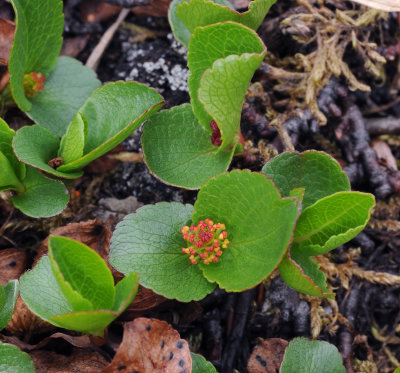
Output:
[0,280,18,331]
[20,236,139,337]
[2,81,164,217]
[109,151,374,301]
[141,0,275,189]
[7,0,101,136]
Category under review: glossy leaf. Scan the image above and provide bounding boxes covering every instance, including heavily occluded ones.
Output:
[188,22,265,135]
[57,81,164,172]
[11,167,69,218]
[20,255,74,326]
[262,151,350,209]
[292,191,375,256]
[168,0,233,47]
[0,119,25,183]
[49,236,115,311]
[28,57,101,136]
[192,170,300,291]
[0,343,35,373]
[110,202,216,302]
[20,242,139,336]
[278,253,334,298]
[199,52,265,149]
[0,152,24,192]
[191,353,217,373]
[142,104,234,189]
[58,113,87,165]
[12,125,83,179]
[172,0,275,47]
[0,280,19,330]
[9,0,63,111]
[280,338,345,373]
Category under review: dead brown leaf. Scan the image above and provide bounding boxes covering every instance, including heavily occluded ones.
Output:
[36,219,112,263]
[80,0,121,23]
[120,286,169,319]
[0,17,15,65]
[371,139,398,171]
[31,349,108,372]
[102,318,192,373]
[0,249,27,285]
[247,338,289,373]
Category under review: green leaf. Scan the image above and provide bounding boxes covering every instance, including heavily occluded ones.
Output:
[0,280,19,330]
[57,81,164,172]
[192,170,300,291]
[169,0,233,47]
[11,166,69,218]
[188,22,265,135]
[0,119,25,182]
[58,113,87,164]
[191,353,217,373]
[20,248,138,336]
[142,104,234,189]
[278,253,334,298]
[12,125,83,179]
[0,343,35,373]
[199,52,265,149]
[9,0,63,111]
[173,0,275,47]
[0,151,24,192]
[28,57,101,136]
[280,338,345,373]
[20,255,74,325]
[112,272,139,312]
[262,151,351,209]
[50,310,117,337]
[292,191,375,256]
[110,202,216,302]
[49,236,115,311]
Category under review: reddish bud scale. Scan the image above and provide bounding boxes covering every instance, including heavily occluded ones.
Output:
[181,219,229,265]
[23,72,46,97]
[210,120,222,147]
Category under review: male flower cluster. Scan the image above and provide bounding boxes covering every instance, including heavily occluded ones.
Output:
[181,219,229,265]
[23,72,45,97]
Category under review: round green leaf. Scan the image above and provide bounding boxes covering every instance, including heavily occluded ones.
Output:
[110,202,216,301]
[188,22,265,133]
[278,253,334,298]
[0,343,35,373]
[12,125,83,179]
[292,191,375,256]
[28,56,101,136]
[0,280,19,330]
[9,0,63,111]
[0,151,24,192]
[192,170,300,291]
[280,338,345,373]
[112,272,139,312]
[49,236,115,311]
[191,353,217,373]
[142,104,234,189]
[0,286,4,312]
[262,151,350,209]
[57,81,164,172]
[11,167,69,218]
